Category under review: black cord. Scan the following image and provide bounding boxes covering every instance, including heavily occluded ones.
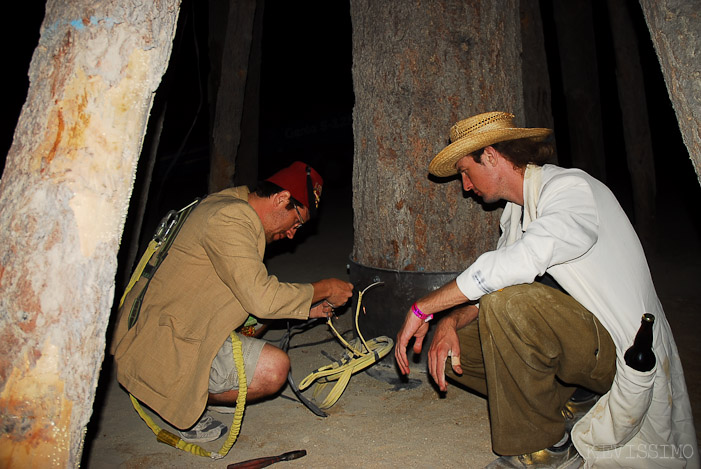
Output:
[281,319,329,418]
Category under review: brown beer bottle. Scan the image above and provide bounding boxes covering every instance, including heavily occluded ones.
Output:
[624,313,656,372]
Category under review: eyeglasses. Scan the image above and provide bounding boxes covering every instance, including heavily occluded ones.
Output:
[292,203,305,230]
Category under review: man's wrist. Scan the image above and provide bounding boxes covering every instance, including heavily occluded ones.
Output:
[311,279,330,304]
[411,302,433,322]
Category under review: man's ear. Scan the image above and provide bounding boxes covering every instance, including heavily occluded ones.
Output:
[274,190,291,207]
[483,146,499,167]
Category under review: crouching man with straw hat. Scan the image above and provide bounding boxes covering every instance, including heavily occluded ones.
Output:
[395,112,697,468]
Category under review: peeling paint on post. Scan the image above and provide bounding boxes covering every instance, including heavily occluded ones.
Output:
[0,0,181,466]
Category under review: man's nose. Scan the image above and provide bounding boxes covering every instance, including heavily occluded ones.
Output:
[461,174,473,191]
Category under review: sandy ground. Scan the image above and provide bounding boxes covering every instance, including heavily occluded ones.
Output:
[82,187,700,468]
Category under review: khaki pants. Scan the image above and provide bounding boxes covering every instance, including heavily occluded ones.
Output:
[445,282,616,456]
[209,333,265,394]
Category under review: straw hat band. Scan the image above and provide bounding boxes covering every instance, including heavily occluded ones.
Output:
[449,112,515,142]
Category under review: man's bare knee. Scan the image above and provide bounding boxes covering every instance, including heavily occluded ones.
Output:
[250,344,290,394]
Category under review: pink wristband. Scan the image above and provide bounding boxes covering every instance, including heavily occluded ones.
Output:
[411,302,433,322]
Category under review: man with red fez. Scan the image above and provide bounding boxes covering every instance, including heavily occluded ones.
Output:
[112,161,353,442]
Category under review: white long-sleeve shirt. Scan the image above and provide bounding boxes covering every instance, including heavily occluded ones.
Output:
[455,164,698,467]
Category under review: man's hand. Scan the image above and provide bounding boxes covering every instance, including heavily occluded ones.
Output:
[427,304,477,391]
[395,309,429,376]
[427,317,462,392]
[324,279,353,307]
[309,300,336,319]
[394,282,472,377]
[311,278,353,314]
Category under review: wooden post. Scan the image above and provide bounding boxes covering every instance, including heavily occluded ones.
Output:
[0,1,180,466]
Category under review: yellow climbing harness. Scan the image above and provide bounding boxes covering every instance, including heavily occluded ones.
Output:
[118,198,247,459]
[128,331,246,459]
[298,282,394,410]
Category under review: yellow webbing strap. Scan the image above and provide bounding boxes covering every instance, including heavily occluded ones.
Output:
[129,331,247,459]
[298,282,393,410]
[300,336,393,409]
[119,239,159,309]
[119,198,200,313]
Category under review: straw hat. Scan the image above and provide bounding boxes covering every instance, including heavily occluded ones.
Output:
[428,111,552,177]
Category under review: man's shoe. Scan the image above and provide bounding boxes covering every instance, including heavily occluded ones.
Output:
[208,405,236,414]
[178,415,227,443]
[562,389,599,431]
[485,434,582,468]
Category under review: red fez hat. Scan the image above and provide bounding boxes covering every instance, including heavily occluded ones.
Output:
[265,161,323,217]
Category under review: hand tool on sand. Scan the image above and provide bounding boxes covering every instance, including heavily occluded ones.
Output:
[226,450,307,468]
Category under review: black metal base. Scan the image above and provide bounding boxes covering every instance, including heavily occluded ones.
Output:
[348,258,459,365]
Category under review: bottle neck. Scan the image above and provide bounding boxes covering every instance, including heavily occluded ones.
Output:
[633,315,654,345]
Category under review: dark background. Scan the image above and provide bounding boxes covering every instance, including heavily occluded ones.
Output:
[2,1,699,245]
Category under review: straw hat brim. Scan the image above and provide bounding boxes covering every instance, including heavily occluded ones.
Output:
[428,127,552,177]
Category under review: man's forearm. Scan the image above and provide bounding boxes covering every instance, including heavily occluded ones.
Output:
[413,280,471,317]
[441,303,479,331]
[311,279,331,304]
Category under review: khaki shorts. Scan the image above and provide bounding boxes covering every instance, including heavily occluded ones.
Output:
[209,333,265,394]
